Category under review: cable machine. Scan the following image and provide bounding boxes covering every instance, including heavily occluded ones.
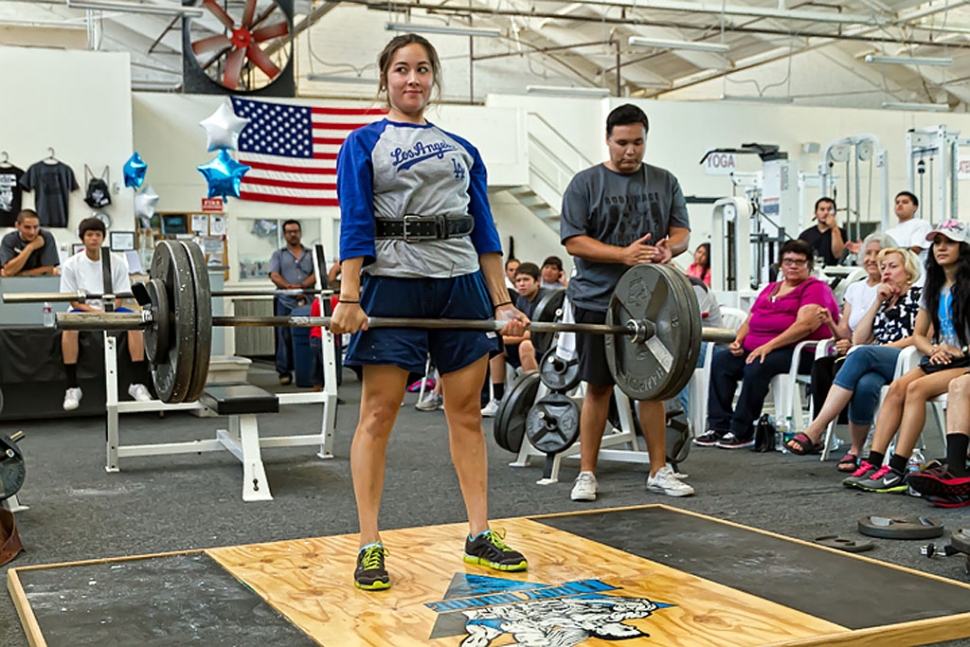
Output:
[905,125,970,223]
[818,135,890,240]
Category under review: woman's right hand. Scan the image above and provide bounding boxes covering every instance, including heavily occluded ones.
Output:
[834,338,852,355]
[876,282,898,302]
[330,302,369,335]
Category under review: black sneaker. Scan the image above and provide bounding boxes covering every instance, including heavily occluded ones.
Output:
[354,543,390,591]
[715,432,755,449]
[464,529,528,572]
[693,430,725,447]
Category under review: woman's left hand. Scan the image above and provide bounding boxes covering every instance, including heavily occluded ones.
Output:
[495,304,529,337]
[929,343,962,364]
[834,338,852,355]
[746,344,772,364]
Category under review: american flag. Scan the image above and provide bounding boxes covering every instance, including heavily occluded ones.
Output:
[230,98,385,207]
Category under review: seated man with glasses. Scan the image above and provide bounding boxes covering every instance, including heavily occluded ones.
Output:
[698,239,839,449]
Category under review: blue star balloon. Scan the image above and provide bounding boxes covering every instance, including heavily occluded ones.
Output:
[123,152,148,189]
[197,149,251,200]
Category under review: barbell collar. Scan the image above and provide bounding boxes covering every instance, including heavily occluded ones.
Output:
[3,288,330,304]
[54,310,738,344]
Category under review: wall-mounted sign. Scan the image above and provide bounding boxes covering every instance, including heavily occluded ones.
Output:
[704,152,736,176]
[201,197,224,212]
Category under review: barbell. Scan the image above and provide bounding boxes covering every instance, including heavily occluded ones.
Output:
[4,240,736,404]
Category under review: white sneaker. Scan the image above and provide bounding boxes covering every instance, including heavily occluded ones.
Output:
[415,392,443,412]
[128,383,152,402]
[647,465,695,497]
[481,398,500,418]
[570,472,598,501]
[63,387,82,411]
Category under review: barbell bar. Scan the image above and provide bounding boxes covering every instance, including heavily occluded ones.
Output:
[20,240,736,405]
[54,311,737,343]
[2,288,328,304]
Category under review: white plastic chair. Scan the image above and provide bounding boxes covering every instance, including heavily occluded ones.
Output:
[688,306,746,435]
[769,339,820,435]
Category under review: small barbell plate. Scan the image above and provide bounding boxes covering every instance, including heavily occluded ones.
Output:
[605,265,694,402]
[149,241,197,403]
[951,528,970,555]
[493,372,541,453]
[530,288,566,356]
[143,279,170,365]
[857,515,944,540]
[538,348,581,393]
[180,241,212,403]
[525,392,581,454]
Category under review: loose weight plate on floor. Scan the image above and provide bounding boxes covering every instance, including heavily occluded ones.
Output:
[951,528,970,554]
[858,515,944,540]
[148,241,197,403]
[492,372,541,453]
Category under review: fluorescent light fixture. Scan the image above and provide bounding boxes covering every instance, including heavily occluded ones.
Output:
[628,36,729,54]
[720,94,793,104]
[865,54,953,67]
[306,74,375,85]
[525,85,610,97]
[67,0,203,17]
[132,81,180,92]
[882,101,949,112]
[384,22,501,38]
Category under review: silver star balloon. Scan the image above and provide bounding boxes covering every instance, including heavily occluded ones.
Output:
[134,184,160,220]
[199,101,250,152]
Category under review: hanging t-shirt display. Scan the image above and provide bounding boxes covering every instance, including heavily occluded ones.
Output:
[20,161,78,227]
[0,164,25,227]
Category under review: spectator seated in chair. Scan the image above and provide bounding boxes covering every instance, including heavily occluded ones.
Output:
[482,262,545,417]
[698,239,839,450]
[786,247,921,471]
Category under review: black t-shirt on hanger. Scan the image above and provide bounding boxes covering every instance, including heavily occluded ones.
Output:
[0,165,24,227]
[20,161,78,228]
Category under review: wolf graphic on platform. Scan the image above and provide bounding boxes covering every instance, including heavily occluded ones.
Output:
[460,595,660,646]
[426,574,671,646]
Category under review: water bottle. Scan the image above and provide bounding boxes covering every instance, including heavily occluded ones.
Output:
[908,448,926,473]
[43,302,54,328]
[783,416,795,448]
[775,416,789,453]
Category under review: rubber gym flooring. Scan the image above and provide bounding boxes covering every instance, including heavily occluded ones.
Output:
[2,361,970,646]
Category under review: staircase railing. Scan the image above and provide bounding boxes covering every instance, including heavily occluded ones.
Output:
[526,112,595,213]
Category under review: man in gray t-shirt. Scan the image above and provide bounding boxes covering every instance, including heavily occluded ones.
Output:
[269,219,316,385]
[0,209,60,276]
[561,104,693,502]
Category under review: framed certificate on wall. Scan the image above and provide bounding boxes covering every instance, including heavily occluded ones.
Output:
[109,231,136,252]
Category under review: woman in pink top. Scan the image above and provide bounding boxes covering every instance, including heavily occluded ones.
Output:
[686,242,711,287]
[696,240,839,449]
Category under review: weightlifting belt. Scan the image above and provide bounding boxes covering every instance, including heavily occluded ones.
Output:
[375,215,474,242]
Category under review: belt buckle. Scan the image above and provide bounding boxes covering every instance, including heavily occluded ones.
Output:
[402,214,436,243]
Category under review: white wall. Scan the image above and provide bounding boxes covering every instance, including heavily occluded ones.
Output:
[0,46,133,254]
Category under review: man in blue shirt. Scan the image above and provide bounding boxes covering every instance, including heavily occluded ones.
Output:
[269,220,316,385]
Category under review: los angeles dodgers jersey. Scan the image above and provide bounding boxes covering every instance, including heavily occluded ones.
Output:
[337,119,503,278]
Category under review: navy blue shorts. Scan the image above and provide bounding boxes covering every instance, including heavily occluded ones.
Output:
[345,272,500,375]
[505,343,522,368]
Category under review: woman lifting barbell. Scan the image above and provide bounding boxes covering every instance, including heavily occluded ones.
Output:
[329,34,529,591]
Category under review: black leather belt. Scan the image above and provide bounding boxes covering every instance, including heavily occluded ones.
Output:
[375,215,474,242]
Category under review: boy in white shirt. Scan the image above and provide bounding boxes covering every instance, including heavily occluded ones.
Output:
[59,217,151,411]
[886,191,932,265]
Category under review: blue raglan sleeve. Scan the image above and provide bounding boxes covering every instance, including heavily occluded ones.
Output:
[336,127,379,265]
[454,135,502,255]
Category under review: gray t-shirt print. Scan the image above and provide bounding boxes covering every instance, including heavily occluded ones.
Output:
[560,163,689,311]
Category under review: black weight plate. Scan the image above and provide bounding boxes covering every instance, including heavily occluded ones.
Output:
[530,288,566,356]
[951,528,970,555]
[149,241,197,403]
[538,348,581,392]
[858,515,944,540]
[667,266,702,402]
[0,434,25,501]
[492,372,541,453]
[525,392,581,454]
[665,402,692,464]
[606,393,643,435]
[180,241,212,403]
[606,265,691,401]
[815,535,874,553]
[143,279,170,364]
[650,265,701,402]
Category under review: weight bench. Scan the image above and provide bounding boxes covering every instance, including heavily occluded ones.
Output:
[200,383,279,502]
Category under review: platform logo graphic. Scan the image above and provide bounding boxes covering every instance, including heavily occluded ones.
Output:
[426,573,671,646]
